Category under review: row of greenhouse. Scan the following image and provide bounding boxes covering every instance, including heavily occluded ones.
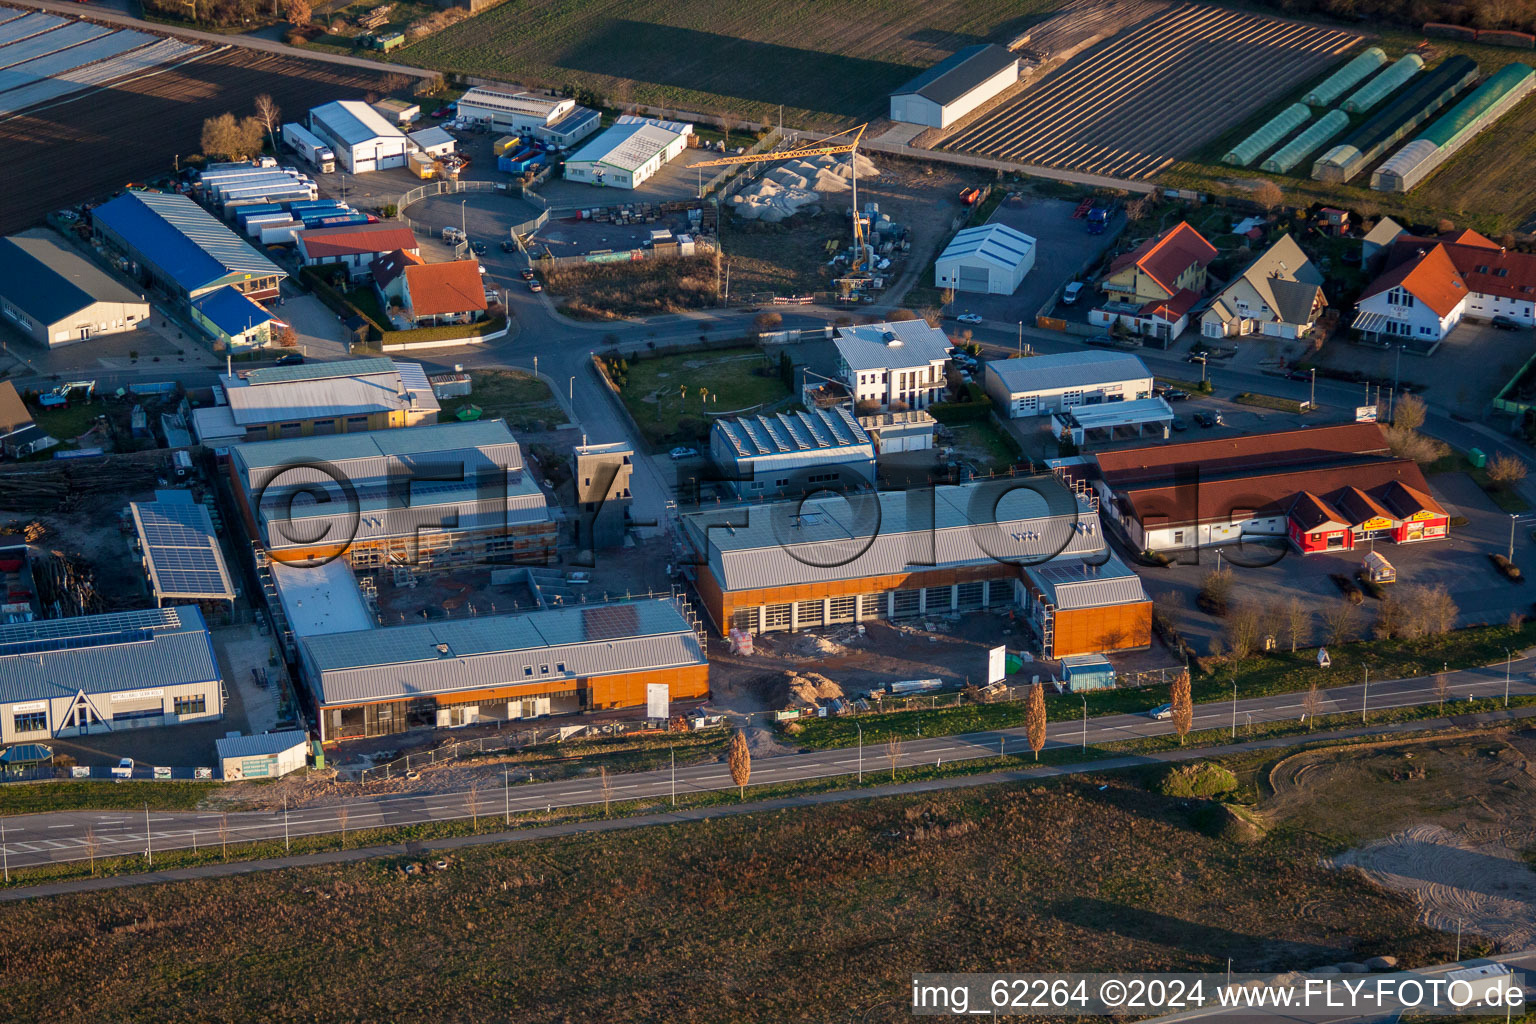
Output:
[1221,44,1535,193]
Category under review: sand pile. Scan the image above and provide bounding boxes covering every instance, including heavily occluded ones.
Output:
[730,152,880,222]
[782,670,845,708]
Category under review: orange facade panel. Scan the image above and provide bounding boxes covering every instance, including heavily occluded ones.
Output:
[1050,602,1152,658]
[586,664,711,710]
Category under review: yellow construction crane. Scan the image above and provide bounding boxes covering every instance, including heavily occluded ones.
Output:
[689,123,874,274]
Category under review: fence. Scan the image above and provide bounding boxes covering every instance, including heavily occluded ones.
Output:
[1,764,215,784]
[533,236,717,270]
[393,178,553,239]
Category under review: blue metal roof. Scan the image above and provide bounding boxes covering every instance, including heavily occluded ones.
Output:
[0,606,220,704]
[192,286,274,337]
[92,190,285,294]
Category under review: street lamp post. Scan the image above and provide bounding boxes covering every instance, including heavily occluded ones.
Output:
[1362,666,1370,724]
[856,721,863,782]
[1080,694,1087,749]
[1510,514,1519,562]
[1310,367,1316,411]
[1390,343,1402,421]
[1231,679,1237,739]
[1506,648,1512,708]
[1017,321,1023,358]
[569,375,574,401]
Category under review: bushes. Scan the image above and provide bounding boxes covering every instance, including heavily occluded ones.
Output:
[544,254,719,318]
[1155,762,1238,799]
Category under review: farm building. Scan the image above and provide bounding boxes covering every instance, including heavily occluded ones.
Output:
[216,730,309,780]
[564,118,692,189]
[888,43,1020,129]
[858,410,936,454]
[1354,228,1536,346]
[0,606,223,744]
[1199,234,1326,340]
[1260,109,1349,173]
[710,405,876,496]
[1372,63,1536,192]
[1304,46,1387,105]
[1100,221,1216,305]
[91,189,287,302]
[1087,422,1448,553]
[1313,56,1478,183]
[455,87,600,147]
[680,478,1112,637]
[189,286,275,351]
[230,419,556,569]
[308,100,409,173]
[834,319,951,411]
[0,229,149,347]
[934,223,1036,294]
[370,97,419,125]
[296,222,420,277]
[984,350,1154,418]
[408,125,455,158]
[1224,103,1309,166]
[397,260,487,326]
[1362,216,1405,269]
[301,597,708,743]
[1341,53,1423,113]
[130,490,236,613]
[192,357,440,445]
[1017,555,1152,660]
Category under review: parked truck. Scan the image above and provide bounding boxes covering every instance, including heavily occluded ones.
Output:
[1086,203,1111,234]
[282,122,336,174]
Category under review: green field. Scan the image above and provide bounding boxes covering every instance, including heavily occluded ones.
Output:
[436,369,566,431]
[607,346,791,449]
[400,0,1062,129]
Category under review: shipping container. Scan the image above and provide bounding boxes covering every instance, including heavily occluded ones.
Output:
[259,220,302,245]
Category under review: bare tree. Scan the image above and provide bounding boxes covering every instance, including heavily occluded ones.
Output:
[1487,452,1527,490]
[752,311,783,333]
[1301,682,1322,730]
[1285,597,1309,653]
[599,767,612,816]
[1434,672,1451,711]
[727,730,751,800]
[218,813,230,862]
[1408,584,1459,636]
[1024,682,1047,761]
[885,734,903,781]
[466,781,480,828]
[253,93,280,153]
[1323,603,1359,646]
[84,826,100,876]
[1252,179,1283,213]
[1224,601,1263,660]
[1374,595,1410,640]
[1393,393,1428,431]
[335,805,349,850]
[1170,670,1193,745]
[284,0,310,25]
[1384,424,1448,464]
[1199,567,1234,615]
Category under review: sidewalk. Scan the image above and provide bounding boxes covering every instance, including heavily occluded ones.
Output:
[5,703,1532,902]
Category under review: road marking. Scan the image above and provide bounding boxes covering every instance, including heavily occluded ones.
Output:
[46,824,76,829]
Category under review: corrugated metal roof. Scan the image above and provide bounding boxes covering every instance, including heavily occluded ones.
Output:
[91,190,286,293]
[0,606,219,704]
[304,598,704,705]
[0,229,144,325]
[216,729,307,761]
[567,121,686,173]
[223,360,439,425]
[834,319,951,371]
[938,223,1036,272]
[408,125,454,148]
[714,405,871,460]
[192,286,274,337]
[986,350,1151,394]
[892,43,1018,106]
[683,479,1104,591]
[233,419,521,472]
[310,99,406,147]
[1025,555,1148,609]
[245,357,397,386]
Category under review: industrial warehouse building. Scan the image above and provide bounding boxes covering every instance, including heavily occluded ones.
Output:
[1018,555,1152,659]
[835,319,952,411]
[130,490,236,614]
[192,357,440,445]
[189,286,275,352]
[92,190,287,302]
[1087,423,1450,553]
[0,229,149,347]
[564,118,692,189]
[710,405,875,496]
[0,607,223,744]
[681,479,1135,644]
[309,100,410,173]
[934,223,1036,295]
[889,43,1020,129]
[296,222,420,277]
[300,598,708,742]
[455,86,601,147]
[985,350,1154,417]
[231,419,556,568]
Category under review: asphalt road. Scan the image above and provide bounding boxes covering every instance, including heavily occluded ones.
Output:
[2,660,1531,872]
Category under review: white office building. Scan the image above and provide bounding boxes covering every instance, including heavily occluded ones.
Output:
[984,350,1154,417]
[564,119,692,190]
[834,319,952,411]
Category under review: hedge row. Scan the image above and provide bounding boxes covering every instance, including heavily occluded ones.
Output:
[299,265,504,347]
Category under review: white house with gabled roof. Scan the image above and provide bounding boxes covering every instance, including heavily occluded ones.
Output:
[833,319,951,411]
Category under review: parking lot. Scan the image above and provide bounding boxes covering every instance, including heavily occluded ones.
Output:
[946,197,1125,325]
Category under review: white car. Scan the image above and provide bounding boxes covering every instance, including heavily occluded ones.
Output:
[1149,703,1173,720]
[669,447,698,460]
[956,313,983,325]
[1062,281,1085,305]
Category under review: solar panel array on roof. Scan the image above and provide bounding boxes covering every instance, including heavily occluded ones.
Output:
[0,606,177,657]
[244,356,397,386]
[131,498,235,602]
[716,406,871,459]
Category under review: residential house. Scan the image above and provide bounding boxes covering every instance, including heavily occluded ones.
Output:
[1093,221,1217,343]
[833,319,951,412]
[296,223,420,278]
[398,261,487,326]
[1199,234,1326,340]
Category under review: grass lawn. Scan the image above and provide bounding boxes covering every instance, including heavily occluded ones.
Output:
[943,418,1020,473]
[0,729,1482,1020]
[345,287,390,328]
[0,780,231,816]
[1427,451,1531,513]
[32,402,102,443]
[398,0,1064,130]
[608,346,790,449]
[437,370,566,431]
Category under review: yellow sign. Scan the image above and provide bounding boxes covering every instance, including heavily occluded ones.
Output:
[1361,517,1393,531]
[1036,316,1067,332]
[1408,509,1439,521]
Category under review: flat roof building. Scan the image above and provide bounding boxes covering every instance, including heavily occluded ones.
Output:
[217,729,309,779]
[1017,554,1152,659]
[0,228,150,347]
[935,223,1036,295]
[309,100,410,174]
[92,190,287,302]
[194,356,440,445]
[985,350,1155,417]
[889,43,1020,129]
[130,490,236,613]
[230,419,556,569]
[302,597,708,742]
[564,118,692,190]
[710,405,875,496]
[456,86,600,146]
[0,606,223,744]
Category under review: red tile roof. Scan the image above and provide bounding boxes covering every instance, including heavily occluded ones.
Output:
[404,260,487,317]
[301,223,420,260]
[1108,222,1218,298]
[372,248,423,288]
[1095,423,1392,487]
[1359,244,1468,318]
[1375,478,1447,519]
[1288,490,1350,531]
[1138,287,1201,321]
